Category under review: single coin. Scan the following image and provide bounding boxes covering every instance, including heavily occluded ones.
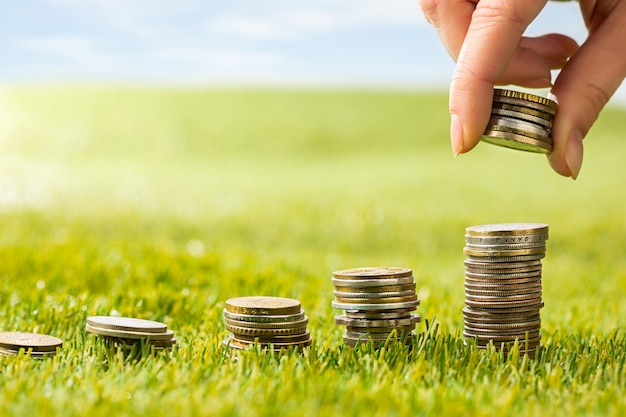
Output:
[464,324,540,335]
[335,314,421,328]
[333,283,416,293]
[332,267,412,279]
[464,281,542,292]
[465,298,543,309]
[464,316,541,326]
[465,331,542,343]
[225,335,312,350]
[333,290,416,299]
[486,124,551,143]
[492,102,554,120]
[223,309,305,323]
[0,332,63,353]
[465,271,542,280]
[334,295,418,304]
[464,319,541,330]
[86,316,167,334]
[332,276,414,288]
[346,324,416,334]
[466,254,546,263]
[490,108,553,127]
[493,89,557,109]
[85,324,175,340]
[0,347,54,358]
[344,330,414,341]
[463,304,543,316]
[344,310,415,320]
[464,246,546,257]
[224,316,309,329]
[230,330,311,344]
[464,241,546,251]
[114,337,176,349]
[343,334,415,348]
[488,117,551,138]
[465,233,548,245]
[465,287,542,298]
[464,259,542,269]
[225,324,308,337]
[466,223,549,237]
[332,300,420,311]
[464,265,542,275]
[464,276,541,286]
[482,130,552,153]
[465,291,542,301]
[225,296,301,316]
[492,94,556,115]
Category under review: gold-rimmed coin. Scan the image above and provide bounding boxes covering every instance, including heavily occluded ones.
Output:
[493,89,557,110]
[332,276,415,288]
[222,309,306,323]
[225,324,308,337]
[225,296,301,316]
[224,316,309,329]
[333,267,412,279]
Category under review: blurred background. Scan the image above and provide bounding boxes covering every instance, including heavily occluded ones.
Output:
[2,0,618,100]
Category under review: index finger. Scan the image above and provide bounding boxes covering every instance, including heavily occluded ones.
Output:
[450,0,548,153]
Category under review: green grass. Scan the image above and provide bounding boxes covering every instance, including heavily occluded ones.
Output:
[1,85,626,416]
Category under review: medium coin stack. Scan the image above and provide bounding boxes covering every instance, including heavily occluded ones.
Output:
[482,88,557,154]
[463,223,548,356]
[223,296,312,351]
[0,331,63,358]
[85,316,176,352]
[332,267,421,348]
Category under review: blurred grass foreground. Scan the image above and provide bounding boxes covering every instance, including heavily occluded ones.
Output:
[0,86,626,416]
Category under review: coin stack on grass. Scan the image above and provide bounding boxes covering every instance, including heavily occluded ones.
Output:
[463,223,548,356]
[223,296,312,352]
[85,316,176,352]
[0,331,63,358]
[332,267,421,348]
[482,88,557,154]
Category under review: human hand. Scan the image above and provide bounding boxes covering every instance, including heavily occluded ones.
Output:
[419,0,626,179]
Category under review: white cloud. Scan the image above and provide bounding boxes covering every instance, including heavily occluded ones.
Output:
[19,36,110,65]
[153,47,282,67]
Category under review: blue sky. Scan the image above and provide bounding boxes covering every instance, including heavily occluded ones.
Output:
[3,0,622,103]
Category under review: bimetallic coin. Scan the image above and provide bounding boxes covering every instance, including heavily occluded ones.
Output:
[86,316,167,334]
[0,332,63,353]
[225,296,301,316]
[223,309,305,323]
[482,129,552,153]
[463,246,546,257]
[333,267,413,279]
[332,276,415,288]
[224,316,309,329]
[493,89,557,110]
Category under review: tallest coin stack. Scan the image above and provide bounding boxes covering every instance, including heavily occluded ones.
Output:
[462,223,548,357]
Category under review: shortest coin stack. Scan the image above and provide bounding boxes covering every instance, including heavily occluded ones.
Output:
[223,296,312,352]
[463,223,548,357]
[332,267,421,348]
[482,88,557,154]
[86,316,176,352]
[0,331,63,358]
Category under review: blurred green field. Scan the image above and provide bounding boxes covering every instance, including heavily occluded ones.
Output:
[0,86,625,416]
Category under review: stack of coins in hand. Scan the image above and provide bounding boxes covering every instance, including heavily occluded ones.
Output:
[85,316,176,352]
[223,296,312,352]
[332,267,421,348]
[0,331,63,358]
[463,223,548,356]
[482,88,557,154]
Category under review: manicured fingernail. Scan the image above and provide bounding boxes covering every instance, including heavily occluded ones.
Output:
[450,113,464,157]
[565,129,583,180]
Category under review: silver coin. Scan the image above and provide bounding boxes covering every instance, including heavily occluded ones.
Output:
[333,283,416,294]
[492,102,553,120]
[489,116,551,137]
[332,300,420,311]
[490,108,553,127]
[464,241,546,250]
[332,276,415,288]
[464,259,542,269]
[466,254,546,263]
[224,316,309,329]
[465,233,548,245]
[333,289,416,299]
[335,314,421,328]
[344,310,414,320]
[465,271,542,280]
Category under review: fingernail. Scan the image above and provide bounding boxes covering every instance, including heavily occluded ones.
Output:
[565,129,583,180]
[450,113,464,157]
